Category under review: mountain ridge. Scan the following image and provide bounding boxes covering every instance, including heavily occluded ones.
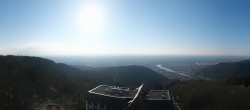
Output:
[75,65,169,86]
[197,59,250,79]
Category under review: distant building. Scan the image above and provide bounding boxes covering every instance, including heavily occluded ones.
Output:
[85,84,174,110]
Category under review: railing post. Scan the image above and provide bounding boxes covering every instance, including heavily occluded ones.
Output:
[86,100,88,110]
[104,104,106,110]
[91,102,94,110]
[98,103,100,110]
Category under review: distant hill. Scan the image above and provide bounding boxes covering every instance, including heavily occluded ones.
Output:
[0,55,168,90]
[0,56,168,94]
[0,55,89,96]
[75,65,169,86]
[0,55,94,109]
[196,59,250,79]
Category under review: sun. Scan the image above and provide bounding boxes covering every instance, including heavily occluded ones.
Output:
[77,3,105,33]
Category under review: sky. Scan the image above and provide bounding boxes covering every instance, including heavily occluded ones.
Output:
[0,0,250,56]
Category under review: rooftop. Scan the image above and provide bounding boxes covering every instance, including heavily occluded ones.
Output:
[88,85,137,98]
[88,85,171,100]
[146,90,171,100]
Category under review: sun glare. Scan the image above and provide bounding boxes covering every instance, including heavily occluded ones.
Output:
[77,3,105,33]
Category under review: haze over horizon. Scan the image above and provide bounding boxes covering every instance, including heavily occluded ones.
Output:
[1,0,250,56]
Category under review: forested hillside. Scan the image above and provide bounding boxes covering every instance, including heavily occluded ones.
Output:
[197,60,250,79]
[167,79,250,110]
[0,55,167,109]
[75,65,168,86]
[0,55,96,109]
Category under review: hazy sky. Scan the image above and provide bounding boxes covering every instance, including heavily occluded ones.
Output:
[0,0,250,56]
